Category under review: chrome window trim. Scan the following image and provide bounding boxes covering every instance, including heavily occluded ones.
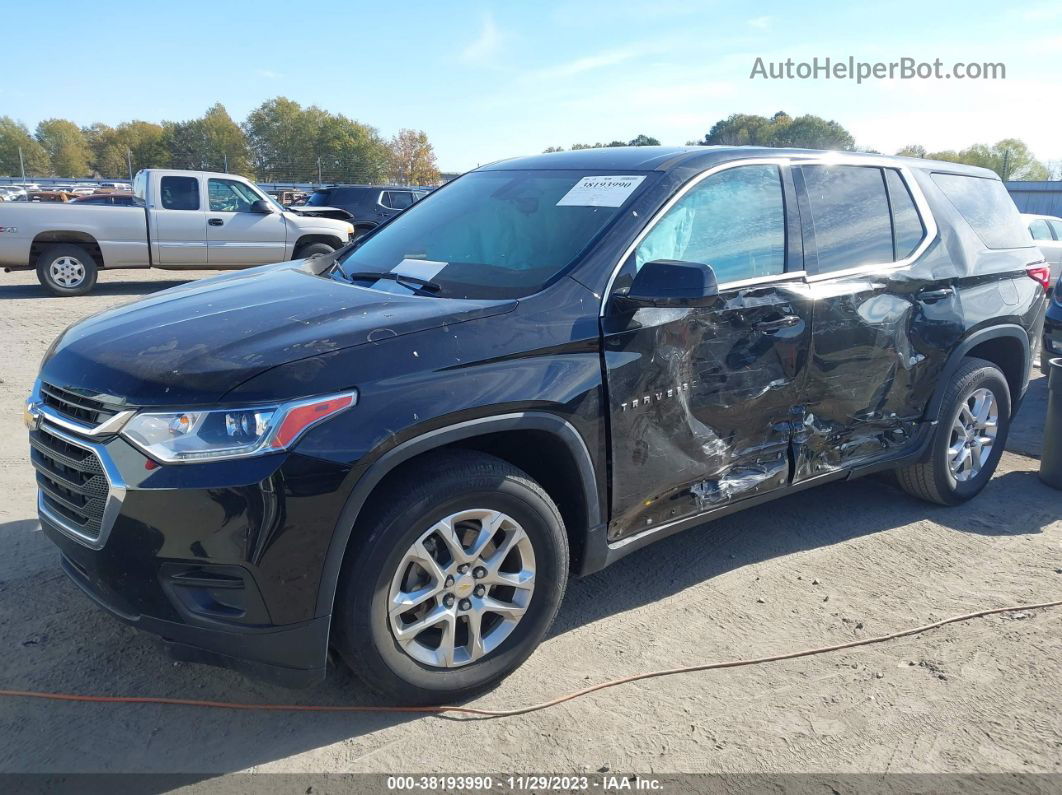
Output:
[598,154,939,314]
[34,421,127,550]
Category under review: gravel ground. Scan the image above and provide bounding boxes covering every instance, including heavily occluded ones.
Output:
[0,268,1060,776]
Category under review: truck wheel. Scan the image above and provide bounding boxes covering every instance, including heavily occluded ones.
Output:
[333,450,568,704]
[36,244,98,297]
[896,357,1011,506]
[294,242,335,259]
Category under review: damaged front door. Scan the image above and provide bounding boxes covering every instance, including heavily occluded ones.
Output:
[602,162,812,541]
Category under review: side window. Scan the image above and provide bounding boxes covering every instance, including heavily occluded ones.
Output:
[883,169,926,259]
[159,176,200,211]
[383,191,415,210]
[930,173,1031,249]
[1049,220,1062,240]
[208,179,259,212]
[634,165,785,283]
[800,165,893,273]
[1029,219,1053,241]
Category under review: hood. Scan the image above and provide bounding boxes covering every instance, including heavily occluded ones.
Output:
[40,262,515,407]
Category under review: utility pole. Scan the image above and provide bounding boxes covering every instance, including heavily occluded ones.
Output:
[126,149,133,182]
[1002,149,1011,182]
[317,156,323,186]
[18,146,26,183]
[223,153,229,173]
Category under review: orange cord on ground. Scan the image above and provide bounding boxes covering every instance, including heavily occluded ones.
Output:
[2,599,1059,719]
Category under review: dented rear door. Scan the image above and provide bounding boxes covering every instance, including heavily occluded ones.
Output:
[791,162,949,480]
[601,162,812,541]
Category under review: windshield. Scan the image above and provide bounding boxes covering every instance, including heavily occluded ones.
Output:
[306,190,332,207]
[334,170,648,299]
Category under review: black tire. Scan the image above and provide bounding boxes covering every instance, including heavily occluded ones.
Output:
[333,450,568,704]
[294,242,336,259]
[896,357,1011,505]
[36,244,99,297]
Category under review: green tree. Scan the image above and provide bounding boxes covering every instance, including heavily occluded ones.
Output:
[0,116,50,177]
[895,144,927,158]
[389,129,439,185]
[35,118,91,176]
[701,111,854,150]
[164,103,251,175]
[244,97,390,183]
[84,121,168,177]
[916,138,1049,181]
[627,134,661,146]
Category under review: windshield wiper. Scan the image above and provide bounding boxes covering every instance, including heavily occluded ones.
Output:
[345,271,442,293]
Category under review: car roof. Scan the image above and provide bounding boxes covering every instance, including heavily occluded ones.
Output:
[1021,212,1062,221]
[476,145,1001,179]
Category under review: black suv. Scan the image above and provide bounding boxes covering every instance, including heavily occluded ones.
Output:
[26,147,1049,703]
[304,185,428,234]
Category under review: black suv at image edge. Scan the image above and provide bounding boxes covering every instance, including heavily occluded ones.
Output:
[302,184,428,234]
[25,146,1049,703]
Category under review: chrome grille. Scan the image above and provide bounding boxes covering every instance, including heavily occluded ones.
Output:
[30,425,108,541]
[39,382,119,427]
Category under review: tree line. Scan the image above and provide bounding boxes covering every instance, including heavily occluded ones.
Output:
[0,98,440,185]
[545,111,1056,181]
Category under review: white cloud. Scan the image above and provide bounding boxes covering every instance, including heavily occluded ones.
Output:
[1021,3,1062,21]
[748,16,772,30]
[531,45,655,80]
[461,13,504,63]
[256,69,282,79]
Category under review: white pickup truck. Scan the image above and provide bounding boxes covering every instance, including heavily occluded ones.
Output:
[0,169,355,295]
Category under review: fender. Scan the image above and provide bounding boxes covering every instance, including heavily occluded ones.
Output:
[314,411,602,618]
[923,323,1031,423]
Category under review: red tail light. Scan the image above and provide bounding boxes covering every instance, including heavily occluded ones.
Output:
[1027,264,1051,290]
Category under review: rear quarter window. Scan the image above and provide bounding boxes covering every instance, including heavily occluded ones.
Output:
[930,173,1032,249]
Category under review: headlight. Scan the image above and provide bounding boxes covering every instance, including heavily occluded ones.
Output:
[121,391,356,463]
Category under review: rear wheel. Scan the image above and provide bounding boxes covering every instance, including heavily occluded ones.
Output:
[334,451,568,704]
[36,244,98,296]
[896,357,1011,505]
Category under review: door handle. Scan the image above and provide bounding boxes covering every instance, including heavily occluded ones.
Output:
[919,287,954,302]
[208,218,224,226]
[754,315,801,333]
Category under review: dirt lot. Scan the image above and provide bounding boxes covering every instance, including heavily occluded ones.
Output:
[0,268,1060,776]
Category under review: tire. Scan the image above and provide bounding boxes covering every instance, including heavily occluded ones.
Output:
[333,450,568,704]
[896,357,1011,506]
[36,244,99,297]
[294,242,336,259]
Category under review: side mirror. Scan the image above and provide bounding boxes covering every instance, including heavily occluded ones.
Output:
[249,199,274,214]
[615,260,720,310]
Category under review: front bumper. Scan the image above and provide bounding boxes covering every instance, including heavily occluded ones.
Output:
[29,414,352,687]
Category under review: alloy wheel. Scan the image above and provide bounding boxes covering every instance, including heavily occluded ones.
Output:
[947,387,999,482]
[387,509,536,668]
[49,256,86,288]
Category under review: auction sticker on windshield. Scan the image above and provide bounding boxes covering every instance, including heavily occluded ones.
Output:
[556,175,645,207]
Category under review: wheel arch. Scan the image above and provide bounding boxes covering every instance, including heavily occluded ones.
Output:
[293,233,343,253]
[31,231,104,268]
[315,412,602,619]
[924,324,1030,422]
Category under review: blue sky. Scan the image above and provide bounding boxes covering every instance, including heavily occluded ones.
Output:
[3,1,1060,171]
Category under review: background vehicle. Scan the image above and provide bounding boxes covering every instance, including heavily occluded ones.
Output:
[0,185,28,201]
[1044,274,1062,374]
[1023,212,1062,286]
[302,184,428,235]
[0,168,355,295]
[70,193,140,206]
[28,190,75,203]
[26,147,1047,703]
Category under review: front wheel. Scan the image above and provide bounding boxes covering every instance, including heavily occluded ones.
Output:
[896,357,1011,505]
[36,244,99,296]
[294,242,336,259]
[333,451,568,704]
